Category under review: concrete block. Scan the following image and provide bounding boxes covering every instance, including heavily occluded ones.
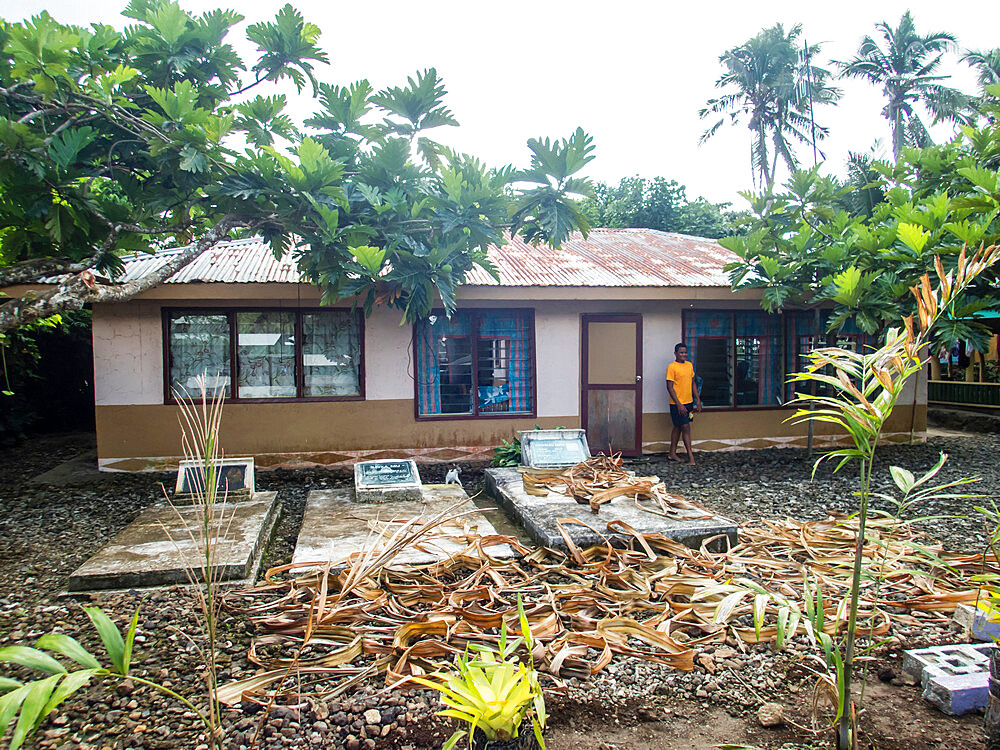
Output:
[483,467,737,553]
[903,642,996,715]
[923,671,990,715]
[953,602,1000,642]
[903,643,991,680]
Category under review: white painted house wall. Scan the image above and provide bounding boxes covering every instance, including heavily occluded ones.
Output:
[92,295,686,417]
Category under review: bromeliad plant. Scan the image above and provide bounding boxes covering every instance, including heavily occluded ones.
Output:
[411,599,547,750]
[785,242,1000,750]
[0,606,211,750]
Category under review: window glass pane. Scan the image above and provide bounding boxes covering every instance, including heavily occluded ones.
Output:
[302,311,361,397]
[236,311,296,398]
[477,310,533,414]
[736,337,762,406]
[439,335,474,414]
[415,310,534,417]
[736,312,781,405]
[168,313,230,398]
[695,337,731,407]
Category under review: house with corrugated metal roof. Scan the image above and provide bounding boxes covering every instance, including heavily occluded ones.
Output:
[89,228,926,471]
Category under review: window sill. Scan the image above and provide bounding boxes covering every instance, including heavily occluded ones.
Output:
[165,395,366,405]
[699,404,795,412]
[416,411,536,422]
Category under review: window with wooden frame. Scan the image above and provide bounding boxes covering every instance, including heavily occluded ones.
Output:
[682,310,783,409]
[164,308,364,402]
[785,310,872,400]
[414,309,535,419]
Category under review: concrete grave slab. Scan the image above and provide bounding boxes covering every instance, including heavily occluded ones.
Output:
[354,459,422,503]
[292,485,514,568]
[67,493,278,592]
[483,467,737,552]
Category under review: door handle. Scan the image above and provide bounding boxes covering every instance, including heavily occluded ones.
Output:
[636,375,642,382]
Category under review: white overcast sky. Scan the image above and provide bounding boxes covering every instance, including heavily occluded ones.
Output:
[8,0,1000,208]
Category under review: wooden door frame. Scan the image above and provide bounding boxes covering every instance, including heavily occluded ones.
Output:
[580,313,643,456]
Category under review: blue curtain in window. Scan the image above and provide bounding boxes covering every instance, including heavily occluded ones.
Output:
[414,310,532,416]
[683,311,732,375]
[478,310,533,413]
[414,313,472,415]
[737,311,782,405]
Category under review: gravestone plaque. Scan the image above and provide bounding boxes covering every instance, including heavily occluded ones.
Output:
[520,429,590,469]
[174,457,254,499]
[354,459,422,503]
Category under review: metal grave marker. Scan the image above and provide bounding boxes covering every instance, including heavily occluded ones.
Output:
[519,429,590,469]
[174,457,255,499]
[354,459,422,503]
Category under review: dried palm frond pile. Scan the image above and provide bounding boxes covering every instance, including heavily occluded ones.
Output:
[521,454,712,518]
[219,509,996,706]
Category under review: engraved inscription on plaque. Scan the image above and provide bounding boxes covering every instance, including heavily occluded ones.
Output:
[174,458,255,498]
[520,429,590,469]
[354,459,422,503]
[358,460,416,486]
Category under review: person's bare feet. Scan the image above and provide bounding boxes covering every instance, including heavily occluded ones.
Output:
[686,458,696,466]
[668,453,683,462]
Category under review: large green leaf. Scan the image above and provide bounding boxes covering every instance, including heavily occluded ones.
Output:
[83,607,126,675]
[0,686,29,738]
[38,670,98,727]
[9,674,61,750]
[34,634,101,671]
[0,647,67,676]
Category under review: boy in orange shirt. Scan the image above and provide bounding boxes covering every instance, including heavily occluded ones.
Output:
[665,342,703,465]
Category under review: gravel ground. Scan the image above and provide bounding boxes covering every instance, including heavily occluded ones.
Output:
[0,430,996,749]
[630,432,999,555]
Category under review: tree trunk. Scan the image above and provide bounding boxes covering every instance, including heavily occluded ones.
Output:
[986,648,1000,750]
[0,216,248,333]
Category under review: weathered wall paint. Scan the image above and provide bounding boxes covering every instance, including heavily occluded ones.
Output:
[92,301,162,406]
[90,284,926,470]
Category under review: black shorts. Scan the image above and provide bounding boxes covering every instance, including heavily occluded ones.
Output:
[670,402,694,427]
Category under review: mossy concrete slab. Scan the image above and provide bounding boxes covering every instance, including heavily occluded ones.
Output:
[292,485,514,568]
[484,468,737,552]
[67,493,278,592]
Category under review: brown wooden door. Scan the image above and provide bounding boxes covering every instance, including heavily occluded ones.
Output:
[581,314,642,456]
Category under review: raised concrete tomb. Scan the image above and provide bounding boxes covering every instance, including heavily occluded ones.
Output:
[484,467,737,552]
[68,494,278,592]
[293,484,513,568]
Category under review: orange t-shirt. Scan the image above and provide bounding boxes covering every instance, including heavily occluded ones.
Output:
[665,360,694,405]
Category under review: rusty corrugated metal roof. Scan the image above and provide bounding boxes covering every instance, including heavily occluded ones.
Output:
[116,228,736,288]
[115,237,303,284]
[464,229,735,287]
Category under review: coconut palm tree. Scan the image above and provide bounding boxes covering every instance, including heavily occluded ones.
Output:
[963,48,1000,102]
[839,12,971,158]
[700,24,840,191]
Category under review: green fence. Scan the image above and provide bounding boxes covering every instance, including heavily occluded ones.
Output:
[928,380,1000,407]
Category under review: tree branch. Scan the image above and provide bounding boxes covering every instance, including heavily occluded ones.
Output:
[0,220,191,287]
[0,216,250,333]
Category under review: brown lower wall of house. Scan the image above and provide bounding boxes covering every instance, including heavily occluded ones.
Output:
[96,401,578,468]
[96,401,928,471]
[642,404,927,442]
